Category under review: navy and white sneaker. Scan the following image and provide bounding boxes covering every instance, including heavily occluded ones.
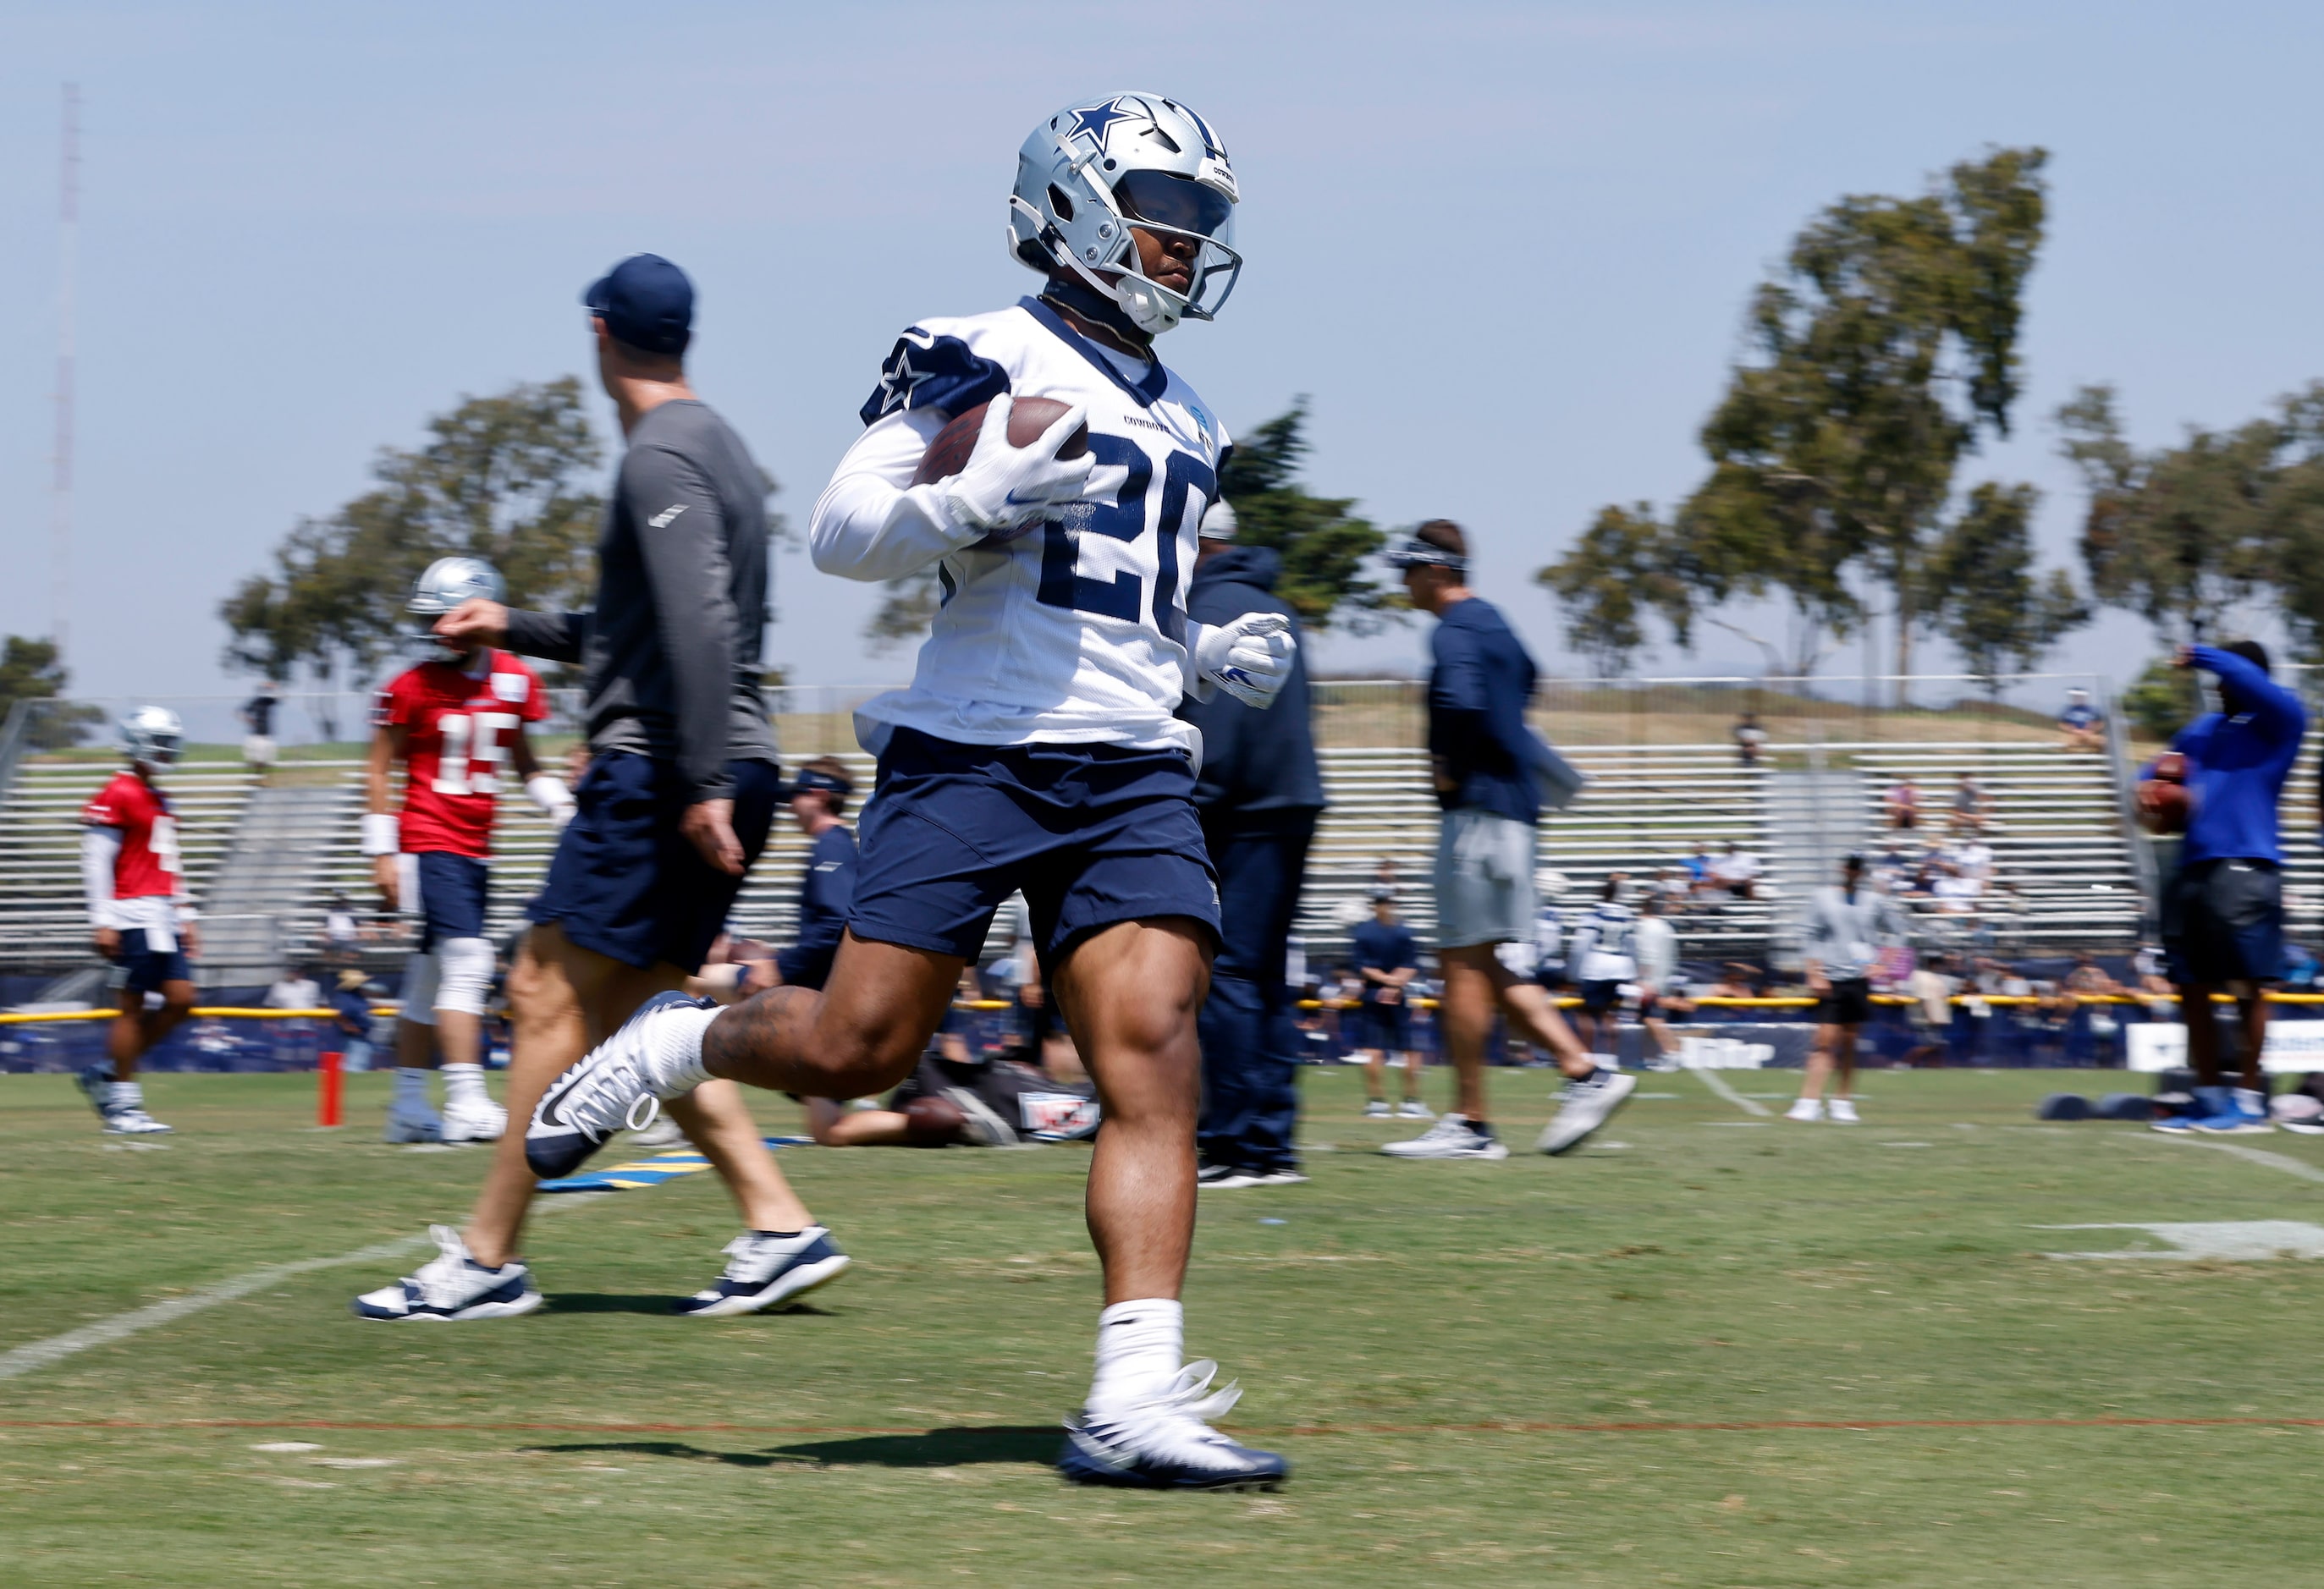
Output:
[673,1226,851,1317]
[526,991,719,1179]
[1059,1361,1290,1491]
[75,1064,112,1124]
[1536,1068,1638,1155]
[351,1225,542,1322]
[79,1069,172,1135]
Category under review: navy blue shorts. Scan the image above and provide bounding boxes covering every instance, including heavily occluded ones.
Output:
[1358,998,1412,1052]
[2167,858,2284,985]
[529,752,782,972]
[401,850,488,950]
[849,729,1220,969]
[1580,978,1624,1015]
[115,926,190,995]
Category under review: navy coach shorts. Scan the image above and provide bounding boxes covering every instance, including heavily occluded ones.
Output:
[2167,858,2284,985]
[1358,998,1412,1053]
[849,728,1220,970]
[529,752,782,973]
[400,850,489,949]
[114,927,190,995]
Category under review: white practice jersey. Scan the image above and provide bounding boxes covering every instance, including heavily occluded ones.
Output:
[1633,914,1677,988]
[1569,900,1638,983]
[811,299,1231,755]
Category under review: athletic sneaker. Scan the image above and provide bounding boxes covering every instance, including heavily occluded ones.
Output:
[1397,1099,1435,1119]
[74,1064,111,1124]
[2187,1085,2272,1135]
[673,1227,851,1317]
[1363,1099,1391,1119]
[104,1105,174,1135]
[526,990,718,1179]
[1198,1163,1263,1190]
[1251,1167,1309,1185]
[2149,1112,2196,1135]
[1382,1113,1508,1160]
[80,1070,173,1135]
[1059,1361,1289,1490]
[383,1097,445,1144]
[1785,1097,1825,1123]
[1826,1098,1860,1124]
[1536,1069,1638,1156]
[350,1225,542,1322]
[440,1096,507,1144]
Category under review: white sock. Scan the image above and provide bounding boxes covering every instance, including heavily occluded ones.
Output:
[394,1068,431,1108]
[645,1003,719,1098]
[440,1062,487,1106]
[107,1080,141,1110]
[1088,1298,1183,1415]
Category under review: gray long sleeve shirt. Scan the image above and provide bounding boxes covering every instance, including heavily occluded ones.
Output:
[1803,885,1908,981]
[504,399,779,800]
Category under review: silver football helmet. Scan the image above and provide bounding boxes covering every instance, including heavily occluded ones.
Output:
[407,556,505,660]
[119,705,183,767]
[1009,93,1241,335]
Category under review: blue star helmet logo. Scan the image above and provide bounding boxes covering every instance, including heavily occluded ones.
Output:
[1066,96,1138,149]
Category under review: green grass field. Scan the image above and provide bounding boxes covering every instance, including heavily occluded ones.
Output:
[7,1065,2324,1586]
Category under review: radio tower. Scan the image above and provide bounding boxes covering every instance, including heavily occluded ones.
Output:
[51,84,80,665]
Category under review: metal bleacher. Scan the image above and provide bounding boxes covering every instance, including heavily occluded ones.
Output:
[0,760,258,970]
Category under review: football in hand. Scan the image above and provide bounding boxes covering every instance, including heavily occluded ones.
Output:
[2138,751,2189,835]
[911,395,1089,487]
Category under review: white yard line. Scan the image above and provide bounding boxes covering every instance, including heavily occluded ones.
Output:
[0,1192,609,1383]
[1685,1063,1773,1118]
[2145,1135,2324,1185]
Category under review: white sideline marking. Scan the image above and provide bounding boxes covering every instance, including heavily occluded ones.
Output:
[0,1191,609,1382]
[2143,1136,2324,1185]
[2037,1221,2324,1262]
[1686,1063,1772,1117]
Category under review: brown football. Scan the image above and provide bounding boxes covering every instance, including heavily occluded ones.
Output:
[910,395,1088,487]
[902,1093,967,1148]
[2139,751,2189,835]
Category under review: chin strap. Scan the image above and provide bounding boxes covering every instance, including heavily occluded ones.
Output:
[1040,280,1153,353]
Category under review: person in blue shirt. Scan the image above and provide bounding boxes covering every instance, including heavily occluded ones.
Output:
[1378,520,1632,1162]
[2057,688,2103,754]
[2151,641,2305,1135]
[773,758,858,994]
[1347,889,1426,1119]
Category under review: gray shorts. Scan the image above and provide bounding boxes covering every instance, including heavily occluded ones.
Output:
[1434,808,1537,948]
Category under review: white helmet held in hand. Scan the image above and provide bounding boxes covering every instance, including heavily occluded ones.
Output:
[407,556,505,660]
[120,704,184,767]
[1009,92,1241,335]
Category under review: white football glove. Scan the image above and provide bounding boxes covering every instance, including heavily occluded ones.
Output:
[934,393,1095,541]
[1190,613,1297,709]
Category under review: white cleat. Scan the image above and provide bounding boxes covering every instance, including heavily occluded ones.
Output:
[1785,1097,1825,1123]
[350,1225,542,1322]
[1381,1113,1508,1159]
[1536,1069,1638,1155]
[440,1097,507,1144]
[1059,1362,1290,1490]
[1826,1098,1860,1124]
[104,1106,174,1135]
[1396,1099,1436,1119]
[383,1098,445,1144]
[1363,1099,1391,1119]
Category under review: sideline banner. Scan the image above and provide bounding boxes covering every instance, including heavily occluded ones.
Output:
[2127,1021,2324,1075]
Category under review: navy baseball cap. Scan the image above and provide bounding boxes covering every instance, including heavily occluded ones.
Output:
[583,254,693,355]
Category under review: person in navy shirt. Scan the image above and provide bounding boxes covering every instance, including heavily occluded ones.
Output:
[2153,641,2305,1133]
[2057,688,2103,754]
[774,758,858,992]
[1347,889,1425,1119]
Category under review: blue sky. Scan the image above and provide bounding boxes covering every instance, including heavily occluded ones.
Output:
[3,2,2320,700]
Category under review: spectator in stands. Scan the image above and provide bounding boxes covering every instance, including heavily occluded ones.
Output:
[240,680,282,784]
[1930,861,1981,915]
[1869,840,1912,893]
[331,969,377,1070]
[1350,890,1427,1119]
[1380,520,1629,1160]
[322,892,359,963]
[1732,712,1767,767]
[1902,952,1958,1067]
[1956,836,1995,881]
[1885,775,1920,832]
[2057,688,2104,753]
[2154,641,2306,1134]
[1651,866,1693,916]
[1707,840,1763,900]
[266,964,323,1068]
[1683,844,1714,895]
[1181,499,1327,1188]
[1947,771,1988,835]
[1705,963,1760,1002]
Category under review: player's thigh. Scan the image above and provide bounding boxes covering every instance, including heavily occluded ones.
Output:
[1053,917,1209,1116]
[807,931,964,1086]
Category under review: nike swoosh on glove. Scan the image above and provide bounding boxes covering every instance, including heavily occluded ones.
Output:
[1190,613,1297,709]
[934,393,1095,542]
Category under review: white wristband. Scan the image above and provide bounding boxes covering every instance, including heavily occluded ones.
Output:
[361,812,400,856]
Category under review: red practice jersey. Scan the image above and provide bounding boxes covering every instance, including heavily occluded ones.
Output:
[374,651,550,858]
[82,772,183,899]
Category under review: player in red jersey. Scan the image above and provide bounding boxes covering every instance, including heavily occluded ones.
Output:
[77,706,198,1135]
[364,558,573,1144]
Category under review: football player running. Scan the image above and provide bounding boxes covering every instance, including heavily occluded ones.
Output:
[365,558,565,1144]
[77,707,198,1135]
[520,96,1295,1489]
